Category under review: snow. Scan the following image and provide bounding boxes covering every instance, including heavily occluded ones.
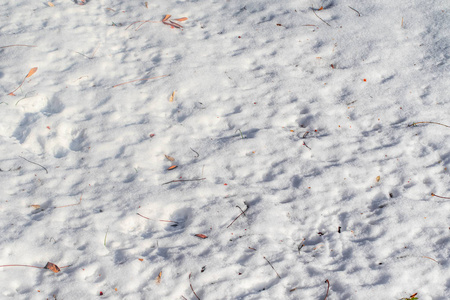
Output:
[0,0,449,299]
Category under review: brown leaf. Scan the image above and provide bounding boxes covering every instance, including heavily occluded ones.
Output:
[155,271,162,284]
[138,258,144,262]
[376,176,381,182]
[44,262,60,273]
[169,91,175,102]
[30,204,41,209]
[145,2,148,8]
[26,67,38,78]
[165,155,175,162]
[195,234,207,239]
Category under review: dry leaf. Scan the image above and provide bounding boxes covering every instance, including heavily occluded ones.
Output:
[162,15,171,22]
[169,91,175,102]
[167,165,177,170]
[318,6,324,11]
[30,204,41,209]
[145,2,148,8]
[26,67,38,78]
[195,234,208,239]
[165,155,175,161]
[155,271,162,284]
[173,17,188,22]
[376,176,381,182]
[138,258,144,262]
[44,262,60,273]
[48,2,54,7]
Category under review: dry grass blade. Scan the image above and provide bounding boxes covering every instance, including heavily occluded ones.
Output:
[312,8,331,27]
[8,68,38,96]
[431,193,450,200]
[408,121,450,128]
[189,273,201,300]
[324,279,330,300]
[1,44,37,49]
[54,194,82,208]
[112,75,169,88]
[162,178,206,185]
[18,156,47,173]
[263,256,281,279]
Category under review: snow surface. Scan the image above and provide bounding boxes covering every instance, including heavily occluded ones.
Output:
[0,0,449,299]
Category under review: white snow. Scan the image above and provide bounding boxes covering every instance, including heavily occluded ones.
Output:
[0,0,449,299]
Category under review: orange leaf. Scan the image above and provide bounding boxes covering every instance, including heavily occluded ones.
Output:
[169,91,175,102]
[26,67,38,78]
[48,2,54,7]
[318,6,324,11]
[167,165,177,170]
[44,262,60,273]
[195,234,208,239]
[165,155,175,161]
[30,204,41,209]
[173,17,188,22]
[155,271,162,284]
[138,258,144,262]
[162,15,171,22]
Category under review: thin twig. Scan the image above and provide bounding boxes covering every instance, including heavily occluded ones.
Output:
[137,213,179,224]
[324,279,330,300]
[348,6,361,17]
[18,156,48,173]
[55,194,82,209]
[189,273,201,300]
[263,256,281,279]
[303,142,311,150]
[0,264,44,269]
[408,121,450,128]
[431,193,450,200]
[0,45,37,49]
[236,205,246,216]
[422,256,439,264]
[312,8,331,27]
[112,75,169,88]
[298,238,305,254]
[190,147,200,158]
[162,178,206,185]
[227,203,249,228]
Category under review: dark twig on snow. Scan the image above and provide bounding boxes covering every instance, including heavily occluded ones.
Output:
[312,8,331,27]
[348,6,361,17]
[226,202,249,228]
[19,156,48,174]
[324,279,330,300]
[189,273,201,300]
[408,121,450,128]
[190,147,200,157]
[431,193,450,200]
[263,256,281,279]
[162,178,206,185]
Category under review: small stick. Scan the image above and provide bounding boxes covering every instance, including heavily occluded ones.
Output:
[431,193,450,200]
[422,256,439,264]
[303,142,311,150]
[298,238,305,254]
[227,203,249,228]
[263,256,281,279]
[190,147,200,157]
[312,8,331,27]
[112,75,169,88]
[236,205,246,216]
[162,178,206,185]
[189,273,201,300]
[348,6,361,17]
[324,279,330,300]
[0,264,44,269]
[18,156,48,173]
[1,45,37,49]
[55,194,82,208]
[303,131,309,138]
[104,227,109,246]
[408,121,450,128]
[137,213,179,224]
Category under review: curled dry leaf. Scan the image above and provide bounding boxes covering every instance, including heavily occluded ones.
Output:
[155,271,162,284]
[165,155,175,161]
[169,91,175,102]
[195,234,208,239]
[44,262,60,273]
[26,67,38,78]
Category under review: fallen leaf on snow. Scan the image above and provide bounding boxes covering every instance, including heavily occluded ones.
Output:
[44,262,60,273]
[195,234,208,239]
[165,155,175,161]
[155,271,162,284]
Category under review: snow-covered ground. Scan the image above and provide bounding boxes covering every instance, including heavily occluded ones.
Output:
[0,0,449,299]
